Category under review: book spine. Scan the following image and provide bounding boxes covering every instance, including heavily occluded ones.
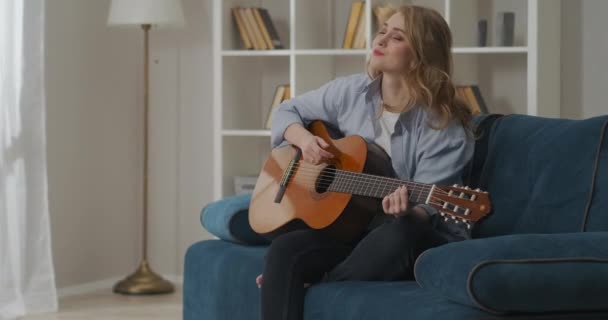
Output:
[471,85,488,113]
[242,8,266,49]
[464,86,482,115]
[343,2,363,49]
[253,8,274,49]
[231,7,253,50]
[259,8,284,49]
[352,2,367,49]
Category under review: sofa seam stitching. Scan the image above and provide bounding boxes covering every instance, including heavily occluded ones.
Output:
[581,119,608,232]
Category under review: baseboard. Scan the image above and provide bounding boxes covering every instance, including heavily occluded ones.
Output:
[58,274,183,298]
[57,277,121,298]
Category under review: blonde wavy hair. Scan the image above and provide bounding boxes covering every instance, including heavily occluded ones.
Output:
[367,5,472,132]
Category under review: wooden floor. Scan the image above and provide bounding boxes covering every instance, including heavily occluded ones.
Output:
[20,286,182,320]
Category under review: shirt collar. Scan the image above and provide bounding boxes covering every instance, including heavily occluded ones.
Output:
[360,73,426,133]
[358,74,382,98]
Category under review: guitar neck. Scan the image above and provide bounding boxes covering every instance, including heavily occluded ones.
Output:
[327,169,434,204]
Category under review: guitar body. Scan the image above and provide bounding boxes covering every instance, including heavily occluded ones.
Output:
[249,121,396,243]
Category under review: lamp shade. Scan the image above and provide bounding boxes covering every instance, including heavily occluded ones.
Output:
[108,0,185,27]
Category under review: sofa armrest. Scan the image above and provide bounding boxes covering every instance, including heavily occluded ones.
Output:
[414,232,608,315]
[200,193,270,245]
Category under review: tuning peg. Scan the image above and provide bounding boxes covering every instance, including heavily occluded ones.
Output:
[475,188,481,192]
[453,184,458,187]
[444,217,449,222]
[440,212,445,217]
[454,220,460,224]
[464,209,470,216]
[466,223,471,229]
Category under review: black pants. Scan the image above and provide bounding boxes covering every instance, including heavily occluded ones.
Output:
[260,213,460,320]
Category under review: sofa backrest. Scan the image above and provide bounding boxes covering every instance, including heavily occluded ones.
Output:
[467,114,608,238]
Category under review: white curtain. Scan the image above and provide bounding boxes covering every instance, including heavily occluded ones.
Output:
[0,0,58,319]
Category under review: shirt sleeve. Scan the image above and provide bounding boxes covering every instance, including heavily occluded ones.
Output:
[413,121,474,217]
[270,78,346,148]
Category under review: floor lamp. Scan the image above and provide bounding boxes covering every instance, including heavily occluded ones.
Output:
[107,0,185,295]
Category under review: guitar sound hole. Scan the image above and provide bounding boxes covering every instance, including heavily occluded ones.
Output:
[315,165,336,193]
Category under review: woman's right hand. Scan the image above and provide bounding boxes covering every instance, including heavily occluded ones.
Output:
[299,135,334,165]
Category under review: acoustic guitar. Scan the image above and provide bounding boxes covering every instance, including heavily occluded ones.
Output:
[249,121,491,243]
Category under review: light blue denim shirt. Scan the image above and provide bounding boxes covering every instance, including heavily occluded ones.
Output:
[270,73,474,239]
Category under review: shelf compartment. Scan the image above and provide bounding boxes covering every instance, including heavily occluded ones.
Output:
[453,54,527,116]
[221,136,270,197]
[222,0,290,50]
[222,55,289,131]
[450,0,528,48]
[295,0,371,50]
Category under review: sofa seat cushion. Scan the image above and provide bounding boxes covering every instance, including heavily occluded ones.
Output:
[304,281,493,320]
[184,240,267,320]
[415,232,608,315]
[184,240,493,320]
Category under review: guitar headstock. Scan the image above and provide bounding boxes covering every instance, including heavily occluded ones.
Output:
[428,185,491,229]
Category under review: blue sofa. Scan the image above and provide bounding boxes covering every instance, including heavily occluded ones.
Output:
[184,114,608,320]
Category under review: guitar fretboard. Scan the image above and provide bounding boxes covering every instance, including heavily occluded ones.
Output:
[326,169,434,204]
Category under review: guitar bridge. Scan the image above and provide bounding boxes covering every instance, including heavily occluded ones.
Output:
[274,148,302,203]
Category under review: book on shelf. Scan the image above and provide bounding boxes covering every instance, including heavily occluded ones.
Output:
[253,8,273,49]
[373,5,394,30]
[352,2,367,49]
[342,1,365,49]
[243,8,267,50]
[231,7,283,50]
[265,84,291,129]
[456,85,488,115]
[231,8,253,50]
[258,8,284,49]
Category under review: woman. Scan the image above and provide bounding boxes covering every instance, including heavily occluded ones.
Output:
[258,5,474,320]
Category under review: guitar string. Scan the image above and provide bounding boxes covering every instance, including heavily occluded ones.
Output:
[287,171,463,211]
[289,171,437,199]
[287,177,471,223]
[287,165,444,196]
[283,164,475,218]
[286,164,449,197]
[289,161,450,196]
[286,173,466,214]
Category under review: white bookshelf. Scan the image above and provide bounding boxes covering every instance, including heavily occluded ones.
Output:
[212,0,560,199]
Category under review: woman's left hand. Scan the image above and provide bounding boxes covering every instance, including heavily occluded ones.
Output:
[382,185,409,216]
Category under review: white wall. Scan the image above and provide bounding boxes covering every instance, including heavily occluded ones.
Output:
[45,0,214,288]
[561,0,608,119]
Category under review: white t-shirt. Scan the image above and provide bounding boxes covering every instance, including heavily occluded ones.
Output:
[373,110,401,157]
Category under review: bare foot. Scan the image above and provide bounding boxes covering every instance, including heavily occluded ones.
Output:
[256,274,312,289]
[256,274,263,288]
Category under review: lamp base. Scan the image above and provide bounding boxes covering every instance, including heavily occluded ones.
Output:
[113,260,174,295]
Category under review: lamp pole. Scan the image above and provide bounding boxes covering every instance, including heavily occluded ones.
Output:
[113,23,174,295]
